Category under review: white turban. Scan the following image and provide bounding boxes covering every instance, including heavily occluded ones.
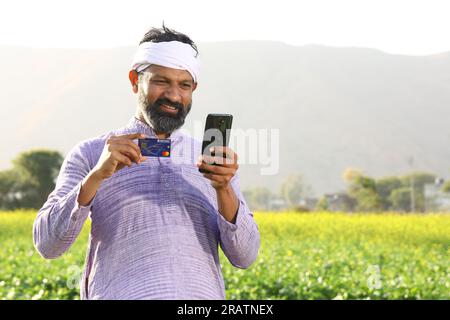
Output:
[131,41,200,83]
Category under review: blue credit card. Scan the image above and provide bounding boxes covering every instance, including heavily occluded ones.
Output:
[138,138,171,157]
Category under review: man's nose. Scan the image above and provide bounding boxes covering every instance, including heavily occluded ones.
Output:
[163,84,182,104]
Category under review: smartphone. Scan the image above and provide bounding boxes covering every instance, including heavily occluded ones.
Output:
[199,113,233,173]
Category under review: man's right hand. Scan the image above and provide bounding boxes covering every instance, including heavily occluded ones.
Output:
[78,132,148,207]
[93,133,148,180]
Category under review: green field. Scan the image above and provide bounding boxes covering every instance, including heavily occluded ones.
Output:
[0,210,449,300]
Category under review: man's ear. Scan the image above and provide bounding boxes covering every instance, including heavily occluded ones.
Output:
[192,82,198,92]
[129,70,139,94]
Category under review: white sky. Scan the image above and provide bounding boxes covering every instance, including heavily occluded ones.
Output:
[0,0,449,55]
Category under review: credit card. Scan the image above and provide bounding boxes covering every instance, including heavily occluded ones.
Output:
[138,138,171,157]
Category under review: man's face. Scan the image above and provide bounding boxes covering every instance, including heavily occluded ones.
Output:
[137,65,197,134]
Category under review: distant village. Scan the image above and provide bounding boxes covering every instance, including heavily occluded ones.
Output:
[244,173,450,213]
[1,149,450,213]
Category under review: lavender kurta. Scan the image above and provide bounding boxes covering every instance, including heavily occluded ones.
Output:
[33,116,260,300]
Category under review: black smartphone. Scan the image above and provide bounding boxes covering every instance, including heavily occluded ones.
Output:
[199,113,233,173]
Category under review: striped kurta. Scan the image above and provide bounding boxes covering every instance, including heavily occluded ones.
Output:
[33,116,260,300]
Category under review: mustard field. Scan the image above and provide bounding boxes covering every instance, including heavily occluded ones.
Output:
[0,211,448,299]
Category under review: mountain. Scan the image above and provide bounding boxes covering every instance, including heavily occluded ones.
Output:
[1,42,450,195]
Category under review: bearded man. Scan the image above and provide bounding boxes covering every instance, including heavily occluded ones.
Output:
[33,25,260,300]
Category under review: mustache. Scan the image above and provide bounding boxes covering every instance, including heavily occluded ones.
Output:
[153,98,184,111]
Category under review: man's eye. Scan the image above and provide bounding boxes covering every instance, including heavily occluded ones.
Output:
[181,83,192,89]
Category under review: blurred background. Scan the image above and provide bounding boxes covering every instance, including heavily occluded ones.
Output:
[1,0,450,212]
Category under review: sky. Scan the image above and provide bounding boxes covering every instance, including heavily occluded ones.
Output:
[0,0,449,55]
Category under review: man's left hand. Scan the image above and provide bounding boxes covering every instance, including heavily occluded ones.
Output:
[196,146,239,190]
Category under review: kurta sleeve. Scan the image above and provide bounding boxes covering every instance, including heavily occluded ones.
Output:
[216,172,261,269]
[33,141,96,259]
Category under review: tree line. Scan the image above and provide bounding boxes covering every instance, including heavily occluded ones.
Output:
[243,169,450,212]
[0,150,63,210]
[1,150,450,212]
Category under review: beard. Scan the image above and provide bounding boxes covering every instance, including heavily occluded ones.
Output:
[138,91,191,135]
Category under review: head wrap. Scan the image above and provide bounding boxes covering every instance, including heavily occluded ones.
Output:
[131,41,200,83]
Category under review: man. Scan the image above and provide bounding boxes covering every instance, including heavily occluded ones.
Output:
[33,25,260,300]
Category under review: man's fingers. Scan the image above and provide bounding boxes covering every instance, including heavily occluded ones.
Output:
[112,151,133,167]
[197,161,231,175]
[208,146,237,162]
[200,154,236,166]
[112,132,147,140]
[202,172,231,184]
[113,139,142,157]
[110,144,140,164]
[209,146,233,156]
